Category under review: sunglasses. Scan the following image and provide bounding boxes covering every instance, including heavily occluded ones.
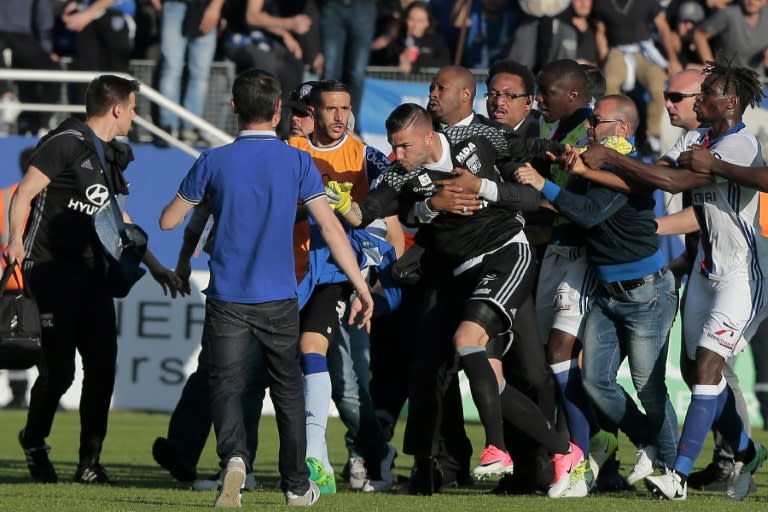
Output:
[663,91,699,103]
[587,115,623,127]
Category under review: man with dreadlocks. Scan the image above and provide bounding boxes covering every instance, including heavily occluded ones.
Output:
[326,102,588,495]
[580,60,768,501]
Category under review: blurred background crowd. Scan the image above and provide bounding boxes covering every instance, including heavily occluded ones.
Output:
[1,0,767,155]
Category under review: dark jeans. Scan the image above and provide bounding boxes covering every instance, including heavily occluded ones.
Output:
[165,334,267,475]
[24,260,117,465]
[204,297,308,494]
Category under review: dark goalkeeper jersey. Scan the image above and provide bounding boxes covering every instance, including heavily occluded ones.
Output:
[359,123,544,268]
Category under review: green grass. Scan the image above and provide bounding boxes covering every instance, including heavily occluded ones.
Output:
[0,410,766,510]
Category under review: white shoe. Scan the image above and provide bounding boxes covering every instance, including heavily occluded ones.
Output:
[645,469,687,500]
[214,457,246,508]
[362,444,397,493]
[548,443,584,498]
[285,480,320,506]
[626,445,656,486]
[348,456,366,490]
[561,459,590,498]
[193,472,256,491]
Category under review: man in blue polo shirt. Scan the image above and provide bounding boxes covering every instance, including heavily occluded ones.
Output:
[159,68,373,508]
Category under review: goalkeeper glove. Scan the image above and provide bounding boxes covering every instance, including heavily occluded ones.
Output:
[325,181,353,215]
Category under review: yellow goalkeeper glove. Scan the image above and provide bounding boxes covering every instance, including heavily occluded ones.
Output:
[325,181,353,214]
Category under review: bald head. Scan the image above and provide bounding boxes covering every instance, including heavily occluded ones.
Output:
[665,69,704,130]
[599,95,639,134]
[428,65,477,125]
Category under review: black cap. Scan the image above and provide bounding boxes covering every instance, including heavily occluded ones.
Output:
[285,81,319,115]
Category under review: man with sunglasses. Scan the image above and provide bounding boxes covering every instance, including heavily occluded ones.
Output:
[661,68,756,494]
[581,61,768,501]
[516,93,680,495]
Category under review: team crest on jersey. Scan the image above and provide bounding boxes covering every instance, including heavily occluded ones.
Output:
[418,174,432,186]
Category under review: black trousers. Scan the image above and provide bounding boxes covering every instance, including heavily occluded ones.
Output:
[204,297,309,495]
[402,281,472,465]
[24,260,117,465]
[0,31,59,133]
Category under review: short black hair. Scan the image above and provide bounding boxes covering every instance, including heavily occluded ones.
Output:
[539,59,587,92]
[486,59,535,94]
[385,103,431,134]
[231,68,281,124]
[84,75,140,117]
[306,79,350,108]
[703,60,766,114]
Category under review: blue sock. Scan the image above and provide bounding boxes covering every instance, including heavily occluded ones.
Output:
[551,359,598,456]
[674,378,727,476]
[303,353,333,473]
[713,382,750,454]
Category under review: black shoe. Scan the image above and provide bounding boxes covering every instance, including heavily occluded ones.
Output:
[74,463,111,484]
[405,457,437,495]
[593,456,630,493]
[687,459,756,493]
[152,437,197,482]
[19,429,58,483]
[4,396,28,409]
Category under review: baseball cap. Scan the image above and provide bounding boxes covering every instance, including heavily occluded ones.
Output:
[285,81,319,115]
[677,1,705,23]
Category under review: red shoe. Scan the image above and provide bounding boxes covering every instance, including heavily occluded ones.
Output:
[471,444,514,480]
[549,442,585,498]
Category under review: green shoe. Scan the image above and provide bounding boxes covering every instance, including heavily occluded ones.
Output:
[589,430,618,471]
[306,457,336,494]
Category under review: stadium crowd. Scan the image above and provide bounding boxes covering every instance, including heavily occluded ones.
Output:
[2,0,768,509]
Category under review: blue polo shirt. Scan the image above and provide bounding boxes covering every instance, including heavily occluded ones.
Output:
[178,131,325,303]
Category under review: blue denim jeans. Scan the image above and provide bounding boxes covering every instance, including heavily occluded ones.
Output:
[319,0,376,118]
[328,323,388,464]
[157,0,217,130]
[582,270,679,467]
[204,297,309,494]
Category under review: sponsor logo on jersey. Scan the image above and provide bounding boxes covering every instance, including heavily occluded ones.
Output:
[418,174,432,186]
[692,191,717,204]
[455,142,477,164]
[474,288,492,295]
[479,274,497,286]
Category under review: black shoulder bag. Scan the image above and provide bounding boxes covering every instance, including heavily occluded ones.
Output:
[0,263,42,370]
[89,132,148,298]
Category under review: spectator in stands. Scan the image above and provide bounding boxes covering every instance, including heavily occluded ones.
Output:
[569,0,599,65]
[693,0,768,78]
[377,1,450,74]
[62,1,137,103]
[370,0,418,63]
[319,0,376,124]
[582,62,606,104]
[0,0,61,136]
[222,0,309,138]
[275,0,324,78]
[155,0,225,146]
[669,1,707,69]
[502,1,576,74]
[592,0,682,157]
[452,0,521,69]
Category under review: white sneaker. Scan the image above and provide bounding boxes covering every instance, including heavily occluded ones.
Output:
[214,456,246,508]
[626,445,656,486]
[645,469,687,500]
[285,480,320,506]
[193,472,257,491]
[561,459,590,498]
[362,444,397,493]
[348,456,366,490]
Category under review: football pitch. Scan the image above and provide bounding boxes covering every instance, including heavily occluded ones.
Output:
[0,409,765,511]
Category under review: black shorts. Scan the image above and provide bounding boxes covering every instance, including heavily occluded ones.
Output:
[458,242,536,337]
[299,282,352,340]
